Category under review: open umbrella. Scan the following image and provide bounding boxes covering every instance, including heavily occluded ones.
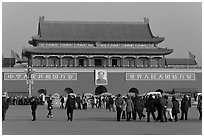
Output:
[52,93,60,98]
[100,92,112,96]
[38,88,47,95]
[69,93,76,97]
[84,93,93,97]
[127,92,135,97]
[64,87,74,94]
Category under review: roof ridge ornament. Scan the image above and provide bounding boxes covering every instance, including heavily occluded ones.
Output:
[39,16,45,22]
[144,17,149,24]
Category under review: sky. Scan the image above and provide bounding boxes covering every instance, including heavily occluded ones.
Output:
[2,2,202,66]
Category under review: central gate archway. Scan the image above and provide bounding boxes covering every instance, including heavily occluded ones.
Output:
[95,85,107,95]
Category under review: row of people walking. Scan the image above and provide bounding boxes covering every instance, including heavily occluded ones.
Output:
[2,90,202,122]
[115,89,202,122]
[7,96,45,106]
[30,94,76,121]
[60,94,116,111]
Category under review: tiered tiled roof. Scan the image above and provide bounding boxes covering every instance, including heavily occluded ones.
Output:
[23,47,173,56]
[30,17,164,44]
[165,58,197,65]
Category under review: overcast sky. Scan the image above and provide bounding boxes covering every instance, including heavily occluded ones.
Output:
[2,2,202,65]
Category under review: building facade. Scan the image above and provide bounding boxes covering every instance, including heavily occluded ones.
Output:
[23,16,173,68]
[2,17,201,96]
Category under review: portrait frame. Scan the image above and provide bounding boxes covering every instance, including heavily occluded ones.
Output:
[95,70,108,85]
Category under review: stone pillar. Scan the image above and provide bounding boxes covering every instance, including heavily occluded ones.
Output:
[28,55,32,67]
[142,60,145,67]
[135,57,137,67]
[74,56,77,67]
[103,58,106,67]
[46,56,49,67]
[131,58,134,67]
[60,56,63,67]
[148,57,152,68]
[157,59,160,68]
[121,57,124,67]
[88,56,90,67]
[40,59,42,66]
[108,56,111,67]
[161,56,165,68]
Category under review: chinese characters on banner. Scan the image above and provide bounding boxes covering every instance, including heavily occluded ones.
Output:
[4,72,195,81]
[4,73,77,80]
[126,73,195,81]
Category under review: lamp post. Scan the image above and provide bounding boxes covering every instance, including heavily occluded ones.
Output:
[25,66,35,97]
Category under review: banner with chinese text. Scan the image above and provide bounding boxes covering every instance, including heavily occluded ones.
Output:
[4,73,77,80]
[126,73,195,81]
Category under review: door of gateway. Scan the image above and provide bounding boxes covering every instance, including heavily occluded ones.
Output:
[94,59,102,67]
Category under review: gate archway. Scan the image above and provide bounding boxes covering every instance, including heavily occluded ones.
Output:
[95,85,107,95]
[129,87,139,95]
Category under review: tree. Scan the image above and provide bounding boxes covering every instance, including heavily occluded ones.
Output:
[95,85,107,95]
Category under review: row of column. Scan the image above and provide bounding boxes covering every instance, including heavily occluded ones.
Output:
[30,55,166,68]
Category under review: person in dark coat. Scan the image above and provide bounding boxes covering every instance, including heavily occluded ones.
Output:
[60,96,65,109]
[109,96,115,112]
[145,94,156,122]
[2,95,9,122]
[132,94,145,120]
[197,95,202,120]
[76,94,82,110]
[172,96,180,122]
[47,95,53,118]
[65,95,76,121]
[115,94,124,121]
[155,89,167,122]
[180,95,190,120]
[30,97,38,121]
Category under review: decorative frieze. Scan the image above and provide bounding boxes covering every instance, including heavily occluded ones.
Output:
[38,42,155,48]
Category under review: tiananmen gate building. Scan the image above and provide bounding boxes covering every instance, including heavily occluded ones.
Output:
[2,16,201,96]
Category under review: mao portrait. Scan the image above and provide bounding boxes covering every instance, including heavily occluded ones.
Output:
[95,70,107,85]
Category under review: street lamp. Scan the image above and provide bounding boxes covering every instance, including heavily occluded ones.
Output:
[24,66,35,97]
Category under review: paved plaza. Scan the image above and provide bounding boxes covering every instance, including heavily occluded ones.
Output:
[2,105,202,135]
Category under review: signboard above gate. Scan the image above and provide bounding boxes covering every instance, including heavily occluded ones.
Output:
[126,73,195,81]
[4,73,77,80]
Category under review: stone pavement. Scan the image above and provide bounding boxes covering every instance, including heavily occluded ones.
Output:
[2,105,202,135]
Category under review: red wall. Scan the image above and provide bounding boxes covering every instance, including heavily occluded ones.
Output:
[2,70,202,96]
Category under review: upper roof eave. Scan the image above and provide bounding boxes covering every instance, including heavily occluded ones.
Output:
[31,36,164,43]
[23,47,173,56]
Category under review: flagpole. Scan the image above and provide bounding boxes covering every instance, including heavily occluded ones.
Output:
[187,50,188,69]
[10,49,11,68]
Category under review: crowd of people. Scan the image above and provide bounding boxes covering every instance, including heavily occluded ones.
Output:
[114,89,202,122]
[5,96,45,106]
[2,89,202,123]
[59,94,116,111]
